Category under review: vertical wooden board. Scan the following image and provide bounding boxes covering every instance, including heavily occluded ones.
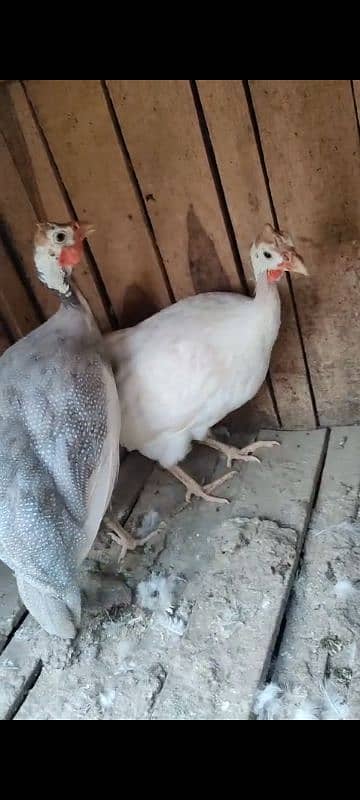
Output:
[197,80,315,429]
[107,79,277,428]
[0,237,40,338]
[25,80,171,326]
[107,80,243,299]
[352,80,360,115]
[0,563,24,655]
[0,318,11,355]
[0,132,58,318]
[1,83,110,331]
[250,80,360,426]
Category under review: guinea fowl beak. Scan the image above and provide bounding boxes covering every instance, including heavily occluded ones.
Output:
[279,250,308,276]
[76,222,96,240]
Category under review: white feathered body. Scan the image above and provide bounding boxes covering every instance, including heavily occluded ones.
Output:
[107,278,280,468]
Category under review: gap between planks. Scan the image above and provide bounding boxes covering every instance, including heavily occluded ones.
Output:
[1,429,327,721]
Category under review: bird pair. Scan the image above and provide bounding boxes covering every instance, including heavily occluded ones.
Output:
[0,221,307,637]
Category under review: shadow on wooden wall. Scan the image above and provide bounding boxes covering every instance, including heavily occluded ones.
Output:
[1,80,360,429]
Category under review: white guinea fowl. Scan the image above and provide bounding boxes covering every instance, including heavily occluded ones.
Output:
[106,224,307,502]
[0,221,125,638]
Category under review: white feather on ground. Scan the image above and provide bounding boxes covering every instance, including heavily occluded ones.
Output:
[320,681,349,721]
[313,520,360,538]
[136,573,188,637]
[254,681,349,720]
[253,682,283,719]
[99,688,116,711]
[136,510,160,539]
[155,612,187,636]
[292,701,319,721]
[137,574,174,613]
[334,578,358,600]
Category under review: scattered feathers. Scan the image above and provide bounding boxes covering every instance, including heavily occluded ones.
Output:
[136,573,188,638]
[254,682,283,720]
[320,681,349,721]
[313,520,360,538]
[136,510,160,540]
[254,680,349,721]
[137,574,174,613]
[99,688,116,711]
[334,578,357,600]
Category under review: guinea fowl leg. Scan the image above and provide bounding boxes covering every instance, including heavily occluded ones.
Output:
[104,516,160,561]
[168,465,235,504]
[203,437,280,468]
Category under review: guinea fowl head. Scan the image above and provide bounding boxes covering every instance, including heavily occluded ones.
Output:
[34,221,95,297]
[250,223,307,283]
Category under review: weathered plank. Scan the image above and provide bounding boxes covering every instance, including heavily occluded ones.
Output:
[250,80,360,426]
[0,318,12,355]
[197,80,315,430]
[0,563,24,655]
[107,80,243,298]
[0,614,43,720]
[1,83,110,331]
[106,79,277,428]
[0,131,58,318]
[25,80,171,326]
[13,430,326,720]
[0,236,40,338]
[272,426,360,720]
[151,430,326,721]
[108,451,155,523]
[91,451,155,560]
[0,452,154,719]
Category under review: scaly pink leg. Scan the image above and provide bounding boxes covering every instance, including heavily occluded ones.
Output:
[203,437,280,468]
[168,465,235,504]
[104,516,161,561]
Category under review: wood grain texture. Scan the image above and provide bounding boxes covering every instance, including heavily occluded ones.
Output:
[250,80,360,426]
[25,80,171,326]
[0,236,40,338]
[7,430,326,720]
[197,80,315,429]
[273,425,360,719]
[1,83,110,330]
[0,130,58,318]
[2,79,358,428]
[107,80,242,299]
[0,318,11,355]
[107,79,278,428]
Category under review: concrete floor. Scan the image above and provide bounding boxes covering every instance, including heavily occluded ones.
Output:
[1,427,359,720]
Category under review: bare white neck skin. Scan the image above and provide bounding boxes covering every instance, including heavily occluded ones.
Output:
[34,245,72,299]
[254,272,279,301]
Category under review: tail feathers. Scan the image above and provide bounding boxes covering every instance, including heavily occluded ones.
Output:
[17,577,81,639]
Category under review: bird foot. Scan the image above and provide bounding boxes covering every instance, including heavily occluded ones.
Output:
[104,516,161,561]
[204,437,280,468]
[168,466,235,504]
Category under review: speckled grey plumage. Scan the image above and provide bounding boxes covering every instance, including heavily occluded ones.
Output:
[0,301,119,638]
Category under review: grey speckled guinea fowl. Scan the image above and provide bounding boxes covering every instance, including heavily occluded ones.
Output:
[0,221,122,638]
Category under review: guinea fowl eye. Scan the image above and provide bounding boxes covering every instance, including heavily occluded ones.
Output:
[263,251,272,259]
[55,232,66,244]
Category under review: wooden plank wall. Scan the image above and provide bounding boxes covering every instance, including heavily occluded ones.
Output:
[1,80,360,429]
